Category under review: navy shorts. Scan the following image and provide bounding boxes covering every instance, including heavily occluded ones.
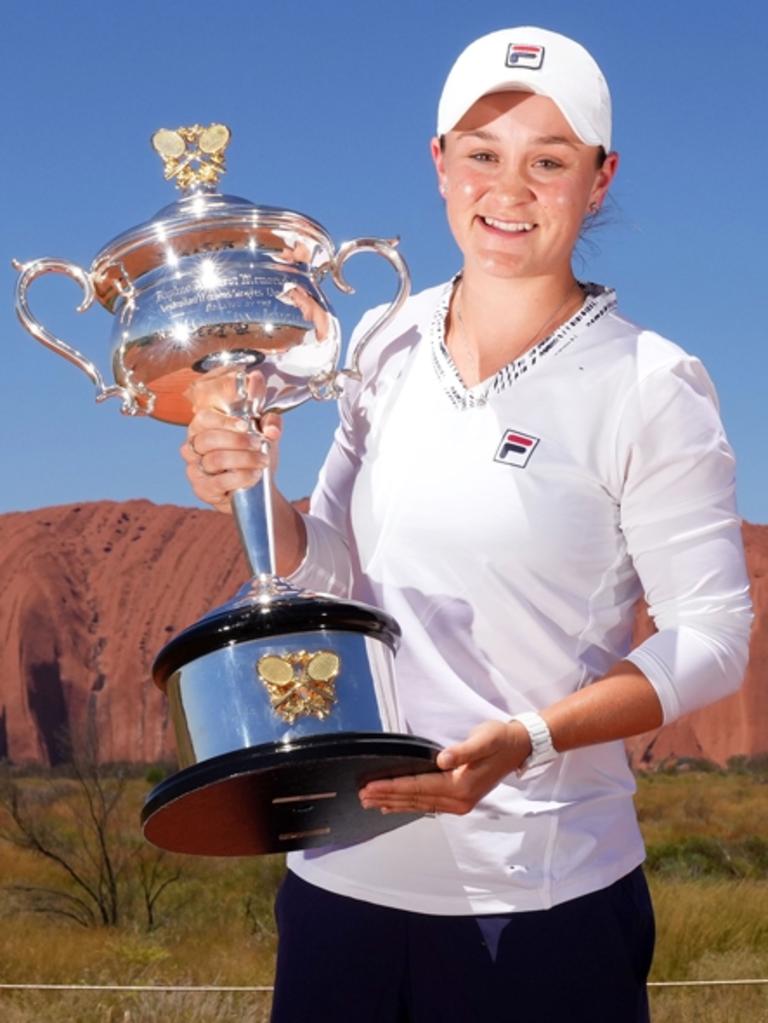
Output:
[271,866,654,1022]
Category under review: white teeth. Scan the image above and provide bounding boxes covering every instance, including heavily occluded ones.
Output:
[483,217,534,233]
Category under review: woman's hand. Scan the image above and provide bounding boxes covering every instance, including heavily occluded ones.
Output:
[181,408,283,513]
[180,368,283,513]
[359,719,532,816]
[179,366,308,574]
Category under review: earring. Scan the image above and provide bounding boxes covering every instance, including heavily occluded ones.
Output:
[589,201,599,213]
[439,182,447,197]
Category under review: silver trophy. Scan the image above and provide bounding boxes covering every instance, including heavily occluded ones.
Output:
[14,123,439,855]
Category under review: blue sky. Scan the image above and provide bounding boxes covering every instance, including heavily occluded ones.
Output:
[3,0,766,522]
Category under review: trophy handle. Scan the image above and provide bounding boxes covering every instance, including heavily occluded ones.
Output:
[330,237,411,383]
[12,257,142,415]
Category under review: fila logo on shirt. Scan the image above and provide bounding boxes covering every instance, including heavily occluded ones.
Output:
[494,429,540,468]
[505,44,545,70]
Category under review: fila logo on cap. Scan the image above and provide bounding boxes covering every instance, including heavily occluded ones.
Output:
[495,428,540,468]
[505,44,545,70]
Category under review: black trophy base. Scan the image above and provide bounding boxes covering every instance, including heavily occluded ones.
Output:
[141,732,442,856]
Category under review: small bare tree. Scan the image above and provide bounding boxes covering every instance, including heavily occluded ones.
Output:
[136,847,183,931]
[0,735,182,929]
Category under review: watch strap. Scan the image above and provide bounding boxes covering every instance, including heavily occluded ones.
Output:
[511,711,558,774]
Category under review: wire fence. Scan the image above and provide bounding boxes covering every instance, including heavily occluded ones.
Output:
[2,979,768,993]
[0,985,272,993]
[649,980,768,988]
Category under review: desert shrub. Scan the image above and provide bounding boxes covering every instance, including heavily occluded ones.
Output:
[658,756,721,776]
[145,764,173,785]
[646,836,768,880]
[647,837,739,878]
[726,753,768,780]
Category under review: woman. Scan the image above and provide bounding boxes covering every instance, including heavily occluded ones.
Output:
[182,27,753,1022]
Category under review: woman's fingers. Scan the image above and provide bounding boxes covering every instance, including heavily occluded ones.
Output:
[185,410,283,456]
[359,721,531,816]
[187,428,262,458]
[360,765,483,816]
[184,458,262,513]
[181,428,266,485]
[180,369,285,512]
[182,417,283,512]
[188,407,250,435]
[436,720,518,770]
[199,446,269,477]
[260,411,283,444]
[187,366,266,417]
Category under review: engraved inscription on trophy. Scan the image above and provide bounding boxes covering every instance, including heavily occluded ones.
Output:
[257,650,341,724]
[154,273,289,318]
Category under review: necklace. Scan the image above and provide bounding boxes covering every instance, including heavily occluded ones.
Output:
[452,280,584,387]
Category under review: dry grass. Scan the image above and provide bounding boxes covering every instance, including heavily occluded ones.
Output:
[0,989,272,1023]
[0,877,280,986]
[638,769,768,1021]
[650,879,768,979]
[650,986,768,1023]
[636,770,768,846]
[0,769,767,1021]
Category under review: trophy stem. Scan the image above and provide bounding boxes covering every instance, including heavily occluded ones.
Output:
[231,455,276,582]
[224,363,282,589]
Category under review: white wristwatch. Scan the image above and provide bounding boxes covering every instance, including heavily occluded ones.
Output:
[510,712,559,774]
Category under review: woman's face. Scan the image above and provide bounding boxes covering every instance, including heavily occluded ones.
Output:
[431,91,618,281]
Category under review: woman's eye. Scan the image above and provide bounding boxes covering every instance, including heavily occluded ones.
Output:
[469,151,497,163]
[534,158,563,170]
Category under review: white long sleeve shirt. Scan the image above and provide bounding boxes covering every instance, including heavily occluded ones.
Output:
[286,281,753,914]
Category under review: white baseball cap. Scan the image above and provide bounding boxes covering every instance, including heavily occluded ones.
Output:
[437,27,612,151]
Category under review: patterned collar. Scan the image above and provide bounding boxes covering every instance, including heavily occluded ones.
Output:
[429,276,618,410]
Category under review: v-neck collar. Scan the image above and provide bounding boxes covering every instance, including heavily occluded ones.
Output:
[429,275,617,410]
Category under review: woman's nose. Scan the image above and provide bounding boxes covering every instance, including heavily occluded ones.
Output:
[493,165,533,206]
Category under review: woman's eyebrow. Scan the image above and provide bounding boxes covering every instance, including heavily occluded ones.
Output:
[532,134,579,148]
[455,130,580,148]
[454,129,502,143]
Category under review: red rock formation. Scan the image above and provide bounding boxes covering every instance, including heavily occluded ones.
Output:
[0,501,764,767]
[0,501,245,764]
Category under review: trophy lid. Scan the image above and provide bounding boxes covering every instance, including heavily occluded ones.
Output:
[90,123,335,310]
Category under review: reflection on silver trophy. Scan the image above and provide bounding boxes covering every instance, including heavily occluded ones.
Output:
[14,123,440,856]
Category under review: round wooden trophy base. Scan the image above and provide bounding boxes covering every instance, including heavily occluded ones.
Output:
[141,732,441,856]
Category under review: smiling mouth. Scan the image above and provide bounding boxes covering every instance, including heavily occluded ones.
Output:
[481,216,535,234]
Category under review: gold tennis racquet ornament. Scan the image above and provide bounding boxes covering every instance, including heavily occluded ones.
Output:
[13,123,441,856]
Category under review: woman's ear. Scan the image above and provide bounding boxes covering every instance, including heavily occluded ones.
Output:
[589,150,620,212]
[430,136,448,198]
